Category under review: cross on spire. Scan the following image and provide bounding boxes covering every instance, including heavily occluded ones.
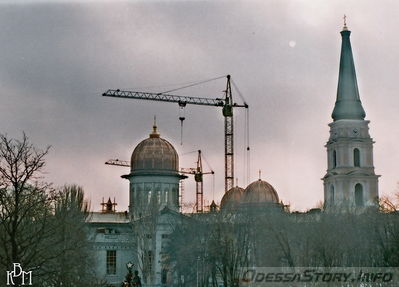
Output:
[150,115,160,138]
[343,14,348,31]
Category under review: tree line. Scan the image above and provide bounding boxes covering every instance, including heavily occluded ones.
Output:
[0,133,96,287]
[165,201,399,287]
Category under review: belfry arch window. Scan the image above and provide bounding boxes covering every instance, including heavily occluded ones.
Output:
[355,184,364,207]
[333,150,337,168]
[165,190,169,203]
[354,148,360,167]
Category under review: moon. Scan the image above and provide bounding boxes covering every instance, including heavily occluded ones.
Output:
[289,40,296,48]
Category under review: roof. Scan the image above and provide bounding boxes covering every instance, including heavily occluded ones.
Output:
[86,211,130,223]
[130,124,179,174]
[332,27,366,121]
[220,186,244,209]
[241,179,279,204]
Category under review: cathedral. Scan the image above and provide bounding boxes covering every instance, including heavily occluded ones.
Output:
[86,23,379,286]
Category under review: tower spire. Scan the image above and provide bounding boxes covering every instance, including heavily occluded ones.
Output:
[331,22,366,121]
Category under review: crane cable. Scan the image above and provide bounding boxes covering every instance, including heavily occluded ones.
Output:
[179,106,185,145]
[231,79,248,106]
[231,79,251,186]
[160,75,227,94]
[162,74,227,146]
[202,152,215,201]
[245,107,250,185]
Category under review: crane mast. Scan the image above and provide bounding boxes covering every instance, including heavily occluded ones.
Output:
[102,75,247,193]
[180,150,214,213]
[223,77,234,191]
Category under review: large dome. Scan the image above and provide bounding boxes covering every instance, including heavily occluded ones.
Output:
[220,186,244,210]
[131,124,178,173]
[241,179,279,204]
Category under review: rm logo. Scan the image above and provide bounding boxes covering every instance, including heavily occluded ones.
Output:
[6,263,32,286]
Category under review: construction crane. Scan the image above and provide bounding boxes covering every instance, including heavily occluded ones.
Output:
[105,159,130,167]
[105,150,214,213]
[102,75,248,193]
[180,150,214,213]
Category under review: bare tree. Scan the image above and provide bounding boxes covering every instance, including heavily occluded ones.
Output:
[0,133,56,285]
[0,134,97,286]
[133,193,162,285]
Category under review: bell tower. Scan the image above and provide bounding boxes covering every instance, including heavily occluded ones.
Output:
[323,20,379,211]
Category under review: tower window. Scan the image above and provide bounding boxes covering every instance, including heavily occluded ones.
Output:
[333,150,337,168]
[161,269,168,284]
[330,185,335,205]
[145,250,153,273]
[354,148,360,167]
[355,184,364,207]
[106,250,117,275]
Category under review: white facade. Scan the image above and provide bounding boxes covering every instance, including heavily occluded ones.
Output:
[323,119,379,211]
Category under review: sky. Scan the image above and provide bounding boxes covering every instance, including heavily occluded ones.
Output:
[1,0,399,212]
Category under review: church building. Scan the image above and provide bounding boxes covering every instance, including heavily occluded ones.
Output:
[323,22,379,211]
[86,22,380,286]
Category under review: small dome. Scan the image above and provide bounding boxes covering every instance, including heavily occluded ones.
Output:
[242,179,279,204]
[221,186,244,209]
[131,124,178,173]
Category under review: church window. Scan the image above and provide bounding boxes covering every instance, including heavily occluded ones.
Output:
[161,269,168,284]
[333,150,337,168]
[354,148,360,167]
[106,250,117,275]
[146,250,153,273]
[355,184,364,207]
[330,185,335,204]
[148,191,152,204]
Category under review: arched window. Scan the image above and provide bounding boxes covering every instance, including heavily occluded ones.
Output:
[354,148,360,167]
[355,184,363,207]
[165,190,169,203]
[333,150,337,168]
[330,185,335,205]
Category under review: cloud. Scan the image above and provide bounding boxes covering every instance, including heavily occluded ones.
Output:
[1,0,399,211]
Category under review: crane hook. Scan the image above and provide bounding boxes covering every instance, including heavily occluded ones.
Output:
[179,106,186,145]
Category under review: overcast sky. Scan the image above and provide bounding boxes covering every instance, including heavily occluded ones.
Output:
[1,0,398,212]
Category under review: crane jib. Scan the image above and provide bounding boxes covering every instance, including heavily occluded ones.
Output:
[101,76,249,195]
[102,90,247,108]
[102,89,228,107]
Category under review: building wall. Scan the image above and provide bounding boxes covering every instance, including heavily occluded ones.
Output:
[88,221,136,286]
[129,175,180,219]
[324,119,379,211]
